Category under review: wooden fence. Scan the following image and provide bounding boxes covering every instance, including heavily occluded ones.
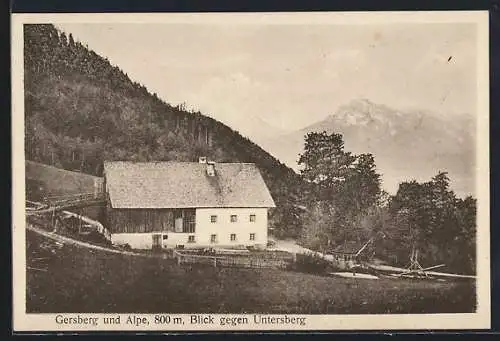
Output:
[26,199,111,242]
[173,250,293,270]
[59,210,111,242]
[44,192,105,208]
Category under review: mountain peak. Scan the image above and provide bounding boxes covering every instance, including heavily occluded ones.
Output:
[332,98,384,126]
[266,99,475,198]
[349,98,376,107]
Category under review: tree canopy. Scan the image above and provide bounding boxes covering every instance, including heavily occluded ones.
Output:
[298,131,476,275]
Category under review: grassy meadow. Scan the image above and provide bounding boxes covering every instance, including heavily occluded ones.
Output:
[26,229,476,314]
[26,161,100,198]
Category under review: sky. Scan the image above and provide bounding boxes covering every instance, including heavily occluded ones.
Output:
[55,22,477,136]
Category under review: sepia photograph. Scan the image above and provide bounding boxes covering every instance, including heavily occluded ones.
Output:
[12,11,490,331]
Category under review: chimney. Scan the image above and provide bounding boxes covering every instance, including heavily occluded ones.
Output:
[206,161,216,177]
[198,156,207,164]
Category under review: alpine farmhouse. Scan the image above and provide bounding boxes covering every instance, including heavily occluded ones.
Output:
[103,158,276,250]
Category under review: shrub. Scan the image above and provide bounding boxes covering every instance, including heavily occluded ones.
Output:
[293,252,331,275]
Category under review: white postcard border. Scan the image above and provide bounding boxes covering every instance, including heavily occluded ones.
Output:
[12,11,491,332]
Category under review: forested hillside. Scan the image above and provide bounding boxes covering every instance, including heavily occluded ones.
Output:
[24,24,303,237]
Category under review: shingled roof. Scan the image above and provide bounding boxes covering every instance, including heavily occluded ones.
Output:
[103,161,276,209]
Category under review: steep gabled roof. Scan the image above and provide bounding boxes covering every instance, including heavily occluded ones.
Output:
[103,161,276,209]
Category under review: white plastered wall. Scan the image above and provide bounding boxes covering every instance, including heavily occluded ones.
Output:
[110,207,269,249]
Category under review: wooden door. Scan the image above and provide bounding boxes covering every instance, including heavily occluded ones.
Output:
[152,234,162,250]
[174,209,184,232]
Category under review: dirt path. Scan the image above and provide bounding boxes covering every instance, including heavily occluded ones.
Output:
[271,238,335,261]
[26,224,155,258]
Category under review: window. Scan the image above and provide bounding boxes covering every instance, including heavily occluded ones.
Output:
[249,214,256,222]
[188,235,195,243]
[162,234,168,240]
[230,215,237,223]
[249,233,255,241]
[210,215,217,223]
[183,210,196,233]
[230,234,237,241]
[174,209,196,233]
[210,234,217,243]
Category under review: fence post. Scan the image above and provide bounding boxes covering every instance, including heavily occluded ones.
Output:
[51,209,56,232]
[213,257,217,268]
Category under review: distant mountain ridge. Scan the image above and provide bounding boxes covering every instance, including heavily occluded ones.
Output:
[261,99,475,197]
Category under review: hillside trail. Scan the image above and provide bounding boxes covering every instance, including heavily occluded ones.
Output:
[26,223,155,258]
[27,224,330,261]
[270,238,335,261]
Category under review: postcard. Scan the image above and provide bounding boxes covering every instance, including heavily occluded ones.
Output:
[12,11,490,331]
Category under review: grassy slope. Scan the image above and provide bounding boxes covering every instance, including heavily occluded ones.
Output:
[26,160,105,221]
[27,229,476,314]
[26,160,100,198]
